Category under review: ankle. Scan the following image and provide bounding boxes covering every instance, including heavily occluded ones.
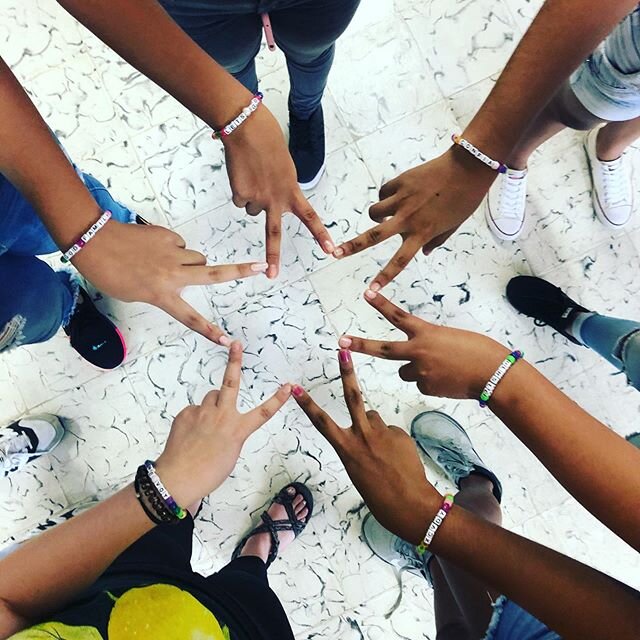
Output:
[595,128,627,162]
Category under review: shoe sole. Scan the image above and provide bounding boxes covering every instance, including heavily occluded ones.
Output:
[298,162,326,191]
[484,198,525,242]
[583,136,633,230]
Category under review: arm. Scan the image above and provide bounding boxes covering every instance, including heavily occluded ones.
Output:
[340,292,640,551]
[336,0,640,286]
[57,0,334,276]
[0,343,291,638]
[293,354,640,640]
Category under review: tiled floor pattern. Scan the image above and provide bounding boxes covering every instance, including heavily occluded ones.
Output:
[1,0,639,637]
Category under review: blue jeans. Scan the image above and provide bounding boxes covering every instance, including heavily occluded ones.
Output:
[0,167,134,352]
[159,0,360,118]
[573,312,640,389]
[484,596,561,640]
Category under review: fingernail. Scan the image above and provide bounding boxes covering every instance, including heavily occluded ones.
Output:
[364,289,377,300]
[338,336,352,349]
[339,349,352,364]
[218,335,232,347]
[370,282,381,293]
[251,262,269,272]
[268,265,278,279]
[230,340,242,352]
[333,247,345,258]
[282,383,292,396]
[292,384,304,398]
[323,240,335,254]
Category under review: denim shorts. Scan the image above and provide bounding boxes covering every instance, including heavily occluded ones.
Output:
[571,6,640,120]
[483,596,562,640]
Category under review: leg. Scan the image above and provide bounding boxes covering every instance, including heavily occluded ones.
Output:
[158,1,262,93]
[595,115,640,160]
[430,559,473,640]
[0,254,76,351]
[270,0,361,118]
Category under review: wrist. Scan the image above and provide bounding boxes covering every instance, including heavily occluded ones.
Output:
[152,456,198,508]
[405,489,445,546]
[206,79,254,132]
[447,142,501,183]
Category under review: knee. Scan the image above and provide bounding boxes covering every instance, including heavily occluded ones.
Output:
[455,476,502,526]
[550,85,603,131]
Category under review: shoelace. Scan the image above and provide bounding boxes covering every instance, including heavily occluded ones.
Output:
[384,539,430,618]
[433,439,475,481]
[600,157,628,206]
[0,433,32,472]
[498,174,527,219]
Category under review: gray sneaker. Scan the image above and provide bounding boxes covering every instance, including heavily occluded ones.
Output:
[411,410,502,503]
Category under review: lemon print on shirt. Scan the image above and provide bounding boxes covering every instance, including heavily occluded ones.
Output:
[9,621,103,639]
[108,584,231,640]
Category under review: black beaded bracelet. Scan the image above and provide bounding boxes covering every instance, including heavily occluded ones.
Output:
[134,465,179,525]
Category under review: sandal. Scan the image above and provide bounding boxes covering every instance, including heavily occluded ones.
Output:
[231,482,314,568]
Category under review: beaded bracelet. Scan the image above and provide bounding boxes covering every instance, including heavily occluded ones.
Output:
[417,494,455,554]
[60,210,112,263]
[479,350,524,408]
[134,465,179,525]
[451,134,508,174]
[144,460,187,520]
[212,93,264,140]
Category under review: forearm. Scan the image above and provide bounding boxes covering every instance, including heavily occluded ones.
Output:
[0,484,152,630]
[0,58,102,247]
[490,361,640,550]
[464,0,637,156]
[428,506,640,640]
[58,0,252,129]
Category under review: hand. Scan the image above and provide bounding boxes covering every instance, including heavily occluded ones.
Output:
[154,342,291,506]
[335,146,497,289]
[222,103,335,279]
[339,290,510,400]
[292,350,440,545]
[72,219,267,344]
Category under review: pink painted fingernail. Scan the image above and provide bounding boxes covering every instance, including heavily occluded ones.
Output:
[292,384,305,397]
[370,282,381,293]
[339,349,352,364]
[338,336,352,349]
[251,262,269,272]
[364,289,377,300]
[267,265,278,279]
[218,335,232,347]
[333,247,345,258]
[323,240,335,253]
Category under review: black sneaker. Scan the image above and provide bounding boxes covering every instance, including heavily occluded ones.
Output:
[289,104,326,191]
[63,287,127,369]
[506,276,590,345]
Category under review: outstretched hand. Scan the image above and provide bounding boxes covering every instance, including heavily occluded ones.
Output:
[334,147,497,289]
[292,350,440,545]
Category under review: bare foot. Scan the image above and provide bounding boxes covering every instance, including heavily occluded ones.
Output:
[239,486,309,563]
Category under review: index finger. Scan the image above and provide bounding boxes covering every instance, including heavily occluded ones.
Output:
[161,295,230,346]
[369,237,422,290]
[180,261,269,286]
[265,209,282,279]
[362,290,421,337]
[338,335,412,361]
[292,385,345,448]
[338,349,368,431]
[334,218,398,259]
[217,341,243,406]
[291,192,336,254]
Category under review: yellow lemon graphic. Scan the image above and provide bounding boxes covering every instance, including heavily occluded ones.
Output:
[108,584,230,640]
[9,621,104,639]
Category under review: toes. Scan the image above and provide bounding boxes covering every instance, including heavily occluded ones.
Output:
[286,486,296,496]
[297,506,309,522]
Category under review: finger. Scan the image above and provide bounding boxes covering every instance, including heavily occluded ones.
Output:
[291,193,336,254]
[161,295,231,345]
[369,194,402,223]
[421,226,459,256]
[201,389,220,407]
[398,362,419,382]
[361,290,420,337]
[334,218,398,259]
[291,384,345,446]
[265,209,282,279]
[379,176,400,201]
[180,261,269,286]
[245,201,263,216]
[218,341,243,406]
[337,334,411,361]
[232,193,249,209]
[179,248,207,266]
[369,237,421,290]
[244,383,292,433]
[338,349,368,430]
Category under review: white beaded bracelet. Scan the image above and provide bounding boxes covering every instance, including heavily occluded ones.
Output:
[479,350,524,407]
[60,210,112,263]
[212,93,264,140]
[451,134,508,174]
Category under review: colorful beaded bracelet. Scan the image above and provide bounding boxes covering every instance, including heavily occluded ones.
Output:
[479,350,524,408]
[60,210,112,263]
[451,134,508,174]
[212,93,264,140]
[144,460,187,520]
[417,493,455,554]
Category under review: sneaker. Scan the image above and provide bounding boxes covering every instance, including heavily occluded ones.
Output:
[0,414,65,477]
[411,411,503,503]
[584,128,634,229]
[506,275,590,346]
[289,104,326,191]
[485,167,528,241]
[63,287,127,369]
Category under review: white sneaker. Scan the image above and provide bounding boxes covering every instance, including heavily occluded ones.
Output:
[0,414,65,476]
[485,168,528,241]
[584,128,634,229]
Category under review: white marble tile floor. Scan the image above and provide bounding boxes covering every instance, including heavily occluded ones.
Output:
[1,0,640,637]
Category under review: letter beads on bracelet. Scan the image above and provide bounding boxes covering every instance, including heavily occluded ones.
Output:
[417,494,455,555]
[60,210,112,263]
[212,93,264,140]
[479,350,524,408]
[144,460,187,520]
[451,134,508,174]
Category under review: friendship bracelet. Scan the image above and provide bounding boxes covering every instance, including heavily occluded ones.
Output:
[479,350,524,408]
[451,134,508,174]
[144,460,187,520]
[212,93,264,140]
[134,465,179,525]
[417,494,455,555]
[60,210,112,263]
